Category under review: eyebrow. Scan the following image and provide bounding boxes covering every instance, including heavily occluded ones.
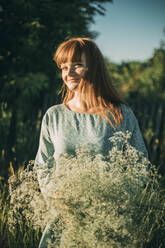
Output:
[61,61,83,66]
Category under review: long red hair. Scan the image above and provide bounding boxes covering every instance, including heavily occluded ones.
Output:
[54,37,126,128]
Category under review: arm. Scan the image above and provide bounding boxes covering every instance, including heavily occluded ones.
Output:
[34,112,56,198]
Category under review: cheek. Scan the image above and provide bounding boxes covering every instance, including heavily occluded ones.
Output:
[61,72,66,81]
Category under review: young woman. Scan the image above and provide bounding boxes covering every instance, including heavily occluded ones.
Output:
[35,37,148,247]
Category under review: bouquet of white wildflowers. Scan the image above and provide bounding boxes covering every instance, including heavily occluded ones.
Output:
[8,132,165,248]
[47,131,165,248]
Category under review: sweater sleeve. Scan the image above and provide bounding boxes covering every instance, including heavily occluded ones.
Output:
[34,112,56,198]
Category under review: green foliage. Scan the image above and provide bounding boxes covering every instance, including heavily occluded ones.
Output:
[0,0,112,80]
[106,47,165,99]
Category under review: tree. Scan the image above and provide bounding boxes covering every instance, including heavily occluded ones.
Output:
[0,0,113,177]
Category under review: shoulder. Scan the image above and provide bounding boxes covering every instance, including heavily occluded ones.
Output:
[45,104,64,116]
[42,104,65,125]
[43,104,66,119]
[120,103,139,130]
[120,104,137,121]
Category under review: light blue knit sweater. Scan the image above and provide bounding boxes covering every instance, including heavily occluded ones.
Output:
[35,103,148,198]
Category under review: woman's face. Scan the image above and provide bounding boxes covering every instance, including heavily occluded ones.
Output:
[61,53,87,91]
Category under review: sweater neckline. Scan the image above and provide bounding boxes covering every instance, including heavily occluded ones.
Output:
[62,103,100,115]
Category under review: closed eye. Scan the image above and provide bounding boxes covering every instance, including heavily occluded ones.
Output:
[61,63,85,71]
[75,63,83,66]
[61,66,68,70]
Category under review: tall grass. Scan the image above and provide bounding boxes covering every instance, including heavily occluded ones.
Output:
[0,163,41,248]
[0,131,165,247]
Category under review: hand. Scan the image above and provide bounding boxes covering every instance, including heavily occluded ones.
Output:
[54,192,70,225]
[54,192,68,209]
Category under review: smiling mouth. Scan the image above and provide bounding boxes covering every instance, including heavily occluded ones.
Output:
[68,79,79,83]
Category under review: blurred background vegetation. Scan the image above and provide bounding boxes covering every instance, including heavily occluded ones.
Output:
[106,44,165,174]
[0,1,165,247]
[0,0,165,179]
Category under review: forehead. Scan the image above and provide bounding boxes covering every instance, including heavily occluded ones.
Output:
[61,53,86,66]
[56,42,87,67]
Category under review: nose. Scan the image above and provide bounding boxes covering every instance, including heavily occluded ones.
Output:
[67,66,76,76]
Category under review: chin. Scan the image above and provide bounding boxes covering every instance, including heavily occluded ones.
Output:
[67,83,79,91]
[70,87,79,92]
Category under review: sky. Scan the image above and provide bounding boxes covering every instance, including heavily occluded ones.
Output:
[89,0,165,63]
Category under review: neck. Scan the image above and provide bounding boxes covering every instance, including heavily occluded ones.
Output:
[69,92,88,111]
